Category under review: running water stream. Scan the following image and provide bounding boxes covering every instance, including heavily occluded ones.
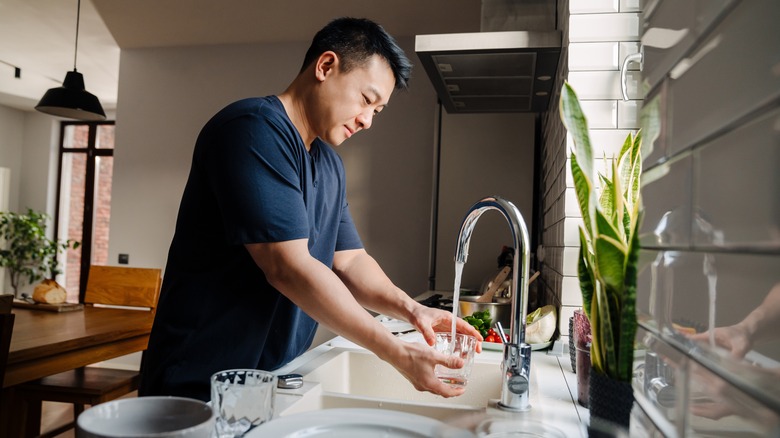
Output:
[450,261,465,348]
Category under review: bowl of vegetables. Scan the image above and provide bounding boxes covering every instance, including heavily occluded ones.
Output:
[459,296,511,341]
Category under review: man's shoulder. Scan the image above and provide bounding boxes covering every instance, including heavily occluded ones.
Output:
[202,96,294,138]
[220,96,285,120]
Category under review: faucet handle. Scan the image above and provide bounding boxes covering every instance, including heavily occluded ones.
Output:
[495,322,508,345]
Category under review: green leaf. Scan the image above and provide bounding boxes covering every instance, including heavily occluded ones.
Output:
[598,174,615,219]
[560,83,593,183]
[611,159,625,242]
[595,209,622,246]
[578,228,595,321]
[571,154,595,239]
[594,235,626,292]
[617,218,641,381]
[589,282,603,373]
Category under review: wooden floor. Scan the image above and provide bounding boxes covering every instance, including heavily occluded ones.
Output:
[40,402,76,438]
[39,391,138,437]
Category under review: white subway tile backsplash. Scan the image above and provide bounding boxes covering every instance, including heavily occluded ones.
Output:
[569,13,641,42]
[569,42,619,71]
[693,108,780,249]
[686,363,777,437]
[667,0,780,155]
[578,100,618,128]
[563,247,579,276]
[639,154,694,248]
[570,0,619,14]
[618,42,641,70]
[569,71,639,100]
[564,218,582,247]
[617,99,640,129]
[566,129,635,158]
[633,327,685,436]
[564,188,581,218]
[619,0,641,13]
[559,305,579,336]
[561,276,583,306]
[640,85,668,167]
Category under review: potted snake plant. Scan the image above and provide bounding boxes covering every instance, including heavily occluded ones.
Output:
[559,82,642,429]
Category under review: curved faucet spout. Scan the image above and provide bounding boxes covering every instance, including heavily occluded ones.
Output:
[455,195,532,411]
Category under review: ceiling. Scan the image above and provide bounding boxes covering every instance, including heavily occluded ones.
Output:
[0,0,481,113]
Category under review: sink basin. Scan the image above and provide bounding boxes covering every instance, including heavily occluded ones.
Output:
[280,350,502,421]
[306,350,502,406]
[277,347,585,436]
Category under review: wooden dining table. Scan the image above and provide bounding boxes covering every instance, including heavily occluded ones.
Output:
[1,305,155,436]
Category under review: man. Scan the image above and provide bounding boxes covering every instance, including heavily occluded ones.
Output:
[139,17,481,402]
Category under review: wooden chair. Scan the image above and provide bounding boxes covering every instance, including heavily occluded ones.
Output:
[16,266,162,438]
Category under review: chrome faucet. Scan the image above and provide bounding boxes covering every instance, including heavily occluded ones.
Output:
[455,196,532,411]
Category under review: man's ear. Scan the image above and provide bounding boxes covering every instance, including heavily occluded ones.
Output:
[315,51,338,82]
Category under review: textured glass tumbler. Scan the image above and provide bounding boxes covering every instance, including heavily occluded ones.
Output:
[211,369,276,437]
[433,332,477,388]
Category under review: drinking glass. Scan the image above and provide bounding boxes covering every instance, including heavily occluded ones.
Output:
[211,369,276,437]
[433,332,477,387]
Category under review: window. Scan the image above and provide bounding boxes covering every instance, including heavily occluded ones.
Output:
[55,121,115,302]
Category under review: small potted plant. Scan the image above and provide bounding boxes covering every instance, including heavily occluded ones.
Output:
[559,82,642,429]
[0,209,79,299]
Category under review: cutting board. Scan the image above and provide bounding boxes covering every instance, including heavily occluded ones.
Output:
[12,299,84,312]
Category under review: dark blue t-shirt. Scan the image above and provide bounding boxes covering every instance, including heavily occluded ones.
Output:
[139,96,363,401]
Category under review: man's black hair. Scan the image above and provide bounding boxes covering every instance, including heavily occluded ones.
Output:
[301,17,412,90]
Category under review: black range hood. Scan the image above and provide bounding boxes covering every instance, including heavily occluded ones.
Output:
[414,0,561,114]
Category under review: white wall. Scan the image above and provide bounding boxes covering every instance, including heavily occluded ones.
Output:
[0,105,25,213]
[0,108,62,294]
[435,112,535,292]
[109,37,441,294]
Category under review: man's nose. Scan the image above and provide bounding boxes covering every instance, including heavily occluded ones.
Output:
[357,110,373,130]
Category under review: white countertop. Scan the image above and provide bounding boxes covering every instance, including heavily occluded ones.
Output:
[273,316,588,437]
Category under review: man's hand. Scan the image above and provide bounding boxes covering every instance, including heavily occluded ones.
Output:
[408,305,483,353]
[385,338,470,398]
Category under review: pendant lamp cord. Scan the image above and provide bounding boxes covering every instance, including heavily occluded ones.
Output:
[73,0,81,71]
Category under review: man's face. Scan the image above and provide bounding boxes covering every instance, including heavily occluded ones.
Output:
[313,54,395,146]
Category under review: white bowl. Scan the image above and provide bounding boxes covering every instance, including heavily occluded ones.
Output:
[77,396,215,438]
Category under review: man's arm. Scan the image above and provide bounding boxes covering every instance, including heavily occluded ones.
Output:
[245,239,470,397]
[332,248,482,350]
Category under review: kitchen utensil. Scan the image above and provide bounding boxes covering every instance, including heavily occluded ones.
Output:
[476,265,511,303]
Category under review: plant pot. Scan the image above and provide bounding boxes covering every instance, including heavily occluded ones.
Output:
[568,316,576,372]
[588,367,633,432]
[573,309,592,406]
[576,347,591,407]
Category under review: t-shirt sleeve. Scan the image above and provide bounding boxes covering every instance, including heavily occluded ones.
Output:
[202,112,310,245]
[336,201,363,251]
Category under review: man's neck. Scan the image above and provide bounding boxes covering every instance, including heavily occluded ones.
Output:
[278,86,315,150]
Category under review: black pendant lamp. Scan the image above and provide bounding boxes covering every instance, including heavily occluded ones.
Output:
[36,0,106,121]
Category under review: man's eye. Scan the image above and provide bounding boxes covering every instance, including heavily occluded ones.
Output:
[363,95,371,105]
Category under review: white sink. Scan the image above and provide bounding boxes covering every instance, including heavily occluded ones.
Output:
[276,345,585,436]
[281,349,502,422]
